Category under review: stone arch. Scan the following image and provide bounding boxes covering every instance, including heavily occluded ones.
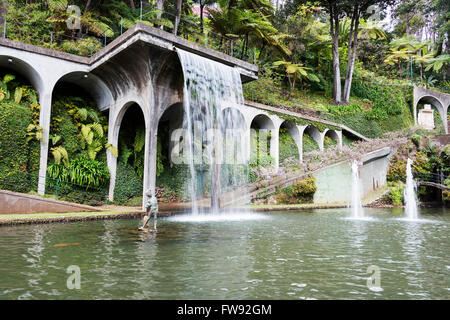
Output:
[108,101,150,204]
[249,114,276,165]
[0,55,45,94]
[220,106,247,166]
[414,86,450,134]
[51,71,114,111]
[303,124,323,151]
[278,120,302,165]
[415,95,448,133]
[153,52,184,125]
[157,102,184,167]
[322,128,343,151]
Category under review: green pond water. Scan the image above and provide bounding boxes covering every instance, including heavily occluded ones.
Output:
[0,207,449,300]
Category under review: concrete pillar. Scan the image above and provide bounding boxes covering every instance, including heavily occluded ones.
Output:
[336,130,343,152]
[297,125,307,163]
[307,126,323,151]
[144,126,157,210]
[270,128,279,170]
[37,90,53,195]
[106,107,119,202]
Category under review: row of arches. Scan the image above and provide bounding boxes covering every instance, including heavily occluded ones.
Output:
[0,51,343,207]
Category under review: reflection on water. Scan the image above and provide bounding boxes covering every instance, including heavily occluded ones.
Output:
[0,207,449,299]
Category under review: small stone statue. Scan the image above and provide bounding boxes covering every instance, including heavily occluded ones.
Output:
[138,190,158,231]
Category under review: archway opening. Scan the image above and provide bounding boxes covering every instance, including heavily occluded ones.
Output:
[0,64,42,194]
[42,79,111,205]
[279,120,300,166]
[250,114,274,167]
[416,97,446,134]
[219,107,248,193]
[114,103,146,205]
[302,125,320,158]
[324,130,339,149]
[155,103,191,202]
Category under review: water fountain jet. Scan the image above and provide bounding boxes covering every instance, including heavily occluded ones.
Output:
[404,158,419,220]
[350,160,365,219]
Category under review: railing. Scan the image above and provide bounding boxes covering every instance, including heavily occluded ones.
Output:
[0,5,257,64]
[0,165,109,206]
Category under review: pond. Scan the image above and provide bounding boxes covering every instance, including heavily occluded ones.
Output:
[0,207,449,299]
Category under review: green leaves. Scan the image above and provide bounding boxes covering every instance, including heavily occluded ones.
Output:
[425,54,450,72]
[14,87,23,104]
[105,143,119,157]
[51,145,69,167]
[47,157,110,188]
[3,74,15,84]
[26,124,44,142]
[48,0,68,12]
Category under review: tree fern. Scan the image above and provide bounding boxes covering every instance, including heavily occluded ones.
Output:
[14,87,23,104]
[48,0,68,12]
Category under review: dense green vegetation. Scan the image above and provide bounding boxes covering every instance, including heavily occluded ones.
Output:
[386,135,450,205]
[1,1,449,206]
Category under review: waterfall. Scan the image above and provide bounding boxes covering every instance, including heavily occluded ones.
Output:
[176,49,248,214]
[404,158,419,220]
[351,160,364,218]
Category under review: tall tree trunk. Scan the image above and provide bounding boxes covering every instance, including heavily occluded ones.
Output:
[329,4,341,105]
[77,0,92,38]
[342,7,360,104]
[155,0,165,29]
[129,0,135,10]
[173,0,182,35]
[200,2,205,33]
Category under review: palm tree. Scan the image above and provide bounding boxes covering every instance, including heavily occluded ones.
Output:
[273,60,319,96]
[425,54,450,81]
[413,52,434,80]
[384,48,411,74]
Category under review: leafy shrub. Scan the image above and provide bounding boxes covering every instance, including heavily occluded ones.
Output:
[47,157,110,188]
[387,158,407,182]
[113,162,143,204]
[411,134,421,148]
[388,182,404,206]
[292,175,317,202]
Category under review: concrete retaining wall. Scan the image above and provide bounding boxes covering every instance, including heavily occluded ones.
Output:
[0,190,99,214]
[313,147,392,204]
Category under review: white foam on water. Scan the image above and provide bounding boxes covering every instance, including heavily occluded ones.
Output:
[166,211,269,222]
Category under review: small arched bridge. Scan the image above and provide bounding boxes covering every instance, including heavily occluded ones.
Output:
[414,86,450,133]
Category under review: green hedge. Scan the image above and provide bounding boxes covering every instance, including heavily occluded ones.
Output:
[114,162,143,205]
[0,101,40,192]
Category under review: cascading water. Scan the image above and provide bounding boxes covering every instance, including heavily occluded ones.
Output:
[350,160,364,219]
[176,48,248,215]
[404,158,419,220]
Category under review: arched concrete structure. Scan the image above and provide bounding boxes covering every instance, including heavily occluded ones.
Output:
[414,86,450,134]
[1,26,367,209]
[249,113,283,169]
[322,128,343,151]
[278,120,302,165]
[303,125,323,151]
[220,107,247,165]
[107,100,150,204]
[53,71,114,111]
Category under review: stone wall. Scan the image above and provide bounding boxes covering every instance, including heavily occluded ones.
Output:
[0,190,99,214]
[312,147,391,204]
